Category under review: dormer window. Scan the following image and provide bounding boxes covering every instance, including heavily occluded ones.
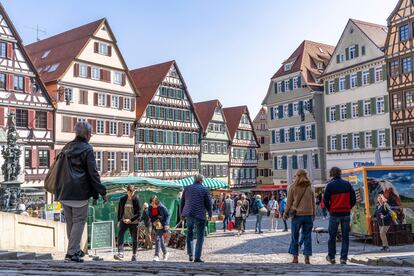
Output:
[284,62,293,71]
[41,50,51,59]
[47,63,59,72]
[317,62,324,70]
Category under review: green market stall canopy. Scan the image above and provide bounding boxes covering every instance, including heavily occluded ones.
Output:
[175,177,228,190]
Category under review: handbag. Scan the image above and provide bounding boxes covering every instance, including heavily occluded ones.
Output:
[153,220,163,230]
[227,220,235,231]
[288,187,308,219]
[259,207,268,216]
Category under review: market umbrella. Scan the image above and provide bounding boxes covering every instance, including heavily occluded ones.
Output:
[307,152,313,182]
[374,148,382,166]
[287,156,293,185]
[175,177,228,190]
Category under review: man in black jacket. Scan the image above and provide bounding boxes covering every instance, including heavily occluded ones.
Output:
[57,122,107,263]
[114,184,141,261]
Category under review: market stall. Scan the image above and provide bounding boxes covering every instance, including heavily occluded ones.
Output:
[175,177,228,190]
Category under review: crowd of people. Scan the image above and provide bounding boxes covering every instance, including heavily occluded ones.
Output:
[48,121,397,265]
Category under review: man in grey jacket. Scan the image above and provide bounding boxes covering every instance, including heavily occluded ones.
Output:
[222,195,234,231]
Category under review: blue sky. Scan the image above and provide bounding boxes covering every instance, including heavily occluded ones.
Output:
[3,0,396,116]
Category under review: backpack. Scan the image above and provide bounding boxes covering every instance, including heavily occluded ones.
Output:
[252,201,259,215]
[385,204,398,224]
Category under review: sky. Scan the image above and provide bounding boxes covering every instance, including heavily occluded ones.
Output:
[2,0,397,116]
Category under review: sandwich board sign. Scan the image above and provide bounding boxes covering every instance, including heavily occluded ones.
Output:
[91,221,114,251]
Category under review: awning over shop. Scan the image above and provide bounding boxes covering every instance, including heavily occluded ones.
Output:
[175,177,228,190]
[251,185,288,192]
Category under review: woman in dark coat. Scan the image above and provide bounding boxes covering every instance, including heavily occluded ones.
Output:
[148,195,170,262]
[375,194,393,251]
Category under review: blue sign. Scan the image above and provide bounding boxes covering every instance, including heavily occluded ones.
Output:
[353,162,375,168]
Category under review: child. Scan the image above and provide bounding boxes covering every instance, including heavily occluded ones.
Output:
[234,200,243,236]
[148,195,170,262]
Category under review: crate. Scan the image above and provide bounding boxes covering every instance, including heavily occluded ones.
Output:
[208,221,216,233]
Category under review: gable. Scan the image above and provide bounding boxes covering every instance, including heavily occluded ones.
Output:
[388,0,412,23]
[94,23,112,41]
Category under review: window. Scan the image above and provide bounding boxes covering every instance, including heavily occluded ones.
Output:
[406,91,414,108]
[328,80,335,93]
[361,46,366,56]
[330,136,337,151]
[276,157,283,170]
[400,24,410,41]
[365,132,373,148]
[362,70,369,85]
[284,62,293,71]
[41,50,50,59]
[393,93,403,110]
[293,103,299,116]
[0,73,5,89]
[293,77,299,89]
[390,60,399,77]
[375,67,383,82]
[340,104,347,120]
[98,43,109,55]
[277,82,282,93]
[97,120,104,134]
[339,54,345,63]
[378,130,386,148]
[306,125,312,140]
[329,107,336,122]
[48,63,59,72]
[395,128,405,145]
[123,97,131,110]
[283,105,288,117]
[121,152,129,172]
[25,149,31,168]
[111,95,119,108]
[0,42,6,57]
[14,75,23,91]
[284,80,289,92]
[16,109,28,128]
[376,97,385,114]
[91,67,100,80]
[284,129,289,143]
[95,152,102,172]
[79,64,88,78]
[275,130,280,143]
[108,152,115,172]
[349,45,356,59]
[295,127,301,142]
[408,127,414,145]
[122,123,130,136]
[110,121,117,135]
[350,102,358,118]
[353,133,360,149]
[350,74,357,89]
[35,111,47,129]
[402,57,413,73]
[339,77,345,91]
[341,135,348,150]
[317,62,324,70]
[38,150,49,167]
[114,71,122,85]
[64,88,73,102]
[364,100,371,116]
[98,93,106,106]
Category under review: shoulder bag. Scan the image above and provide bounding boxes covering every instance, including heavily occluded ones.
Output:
[288,186,308,219]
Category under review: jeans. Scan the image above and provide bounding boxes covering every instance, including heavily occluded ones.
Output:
[288,215,313,256]
[154,230,167,257]
[255,214,263,232]
[328,215,350,261]
[62,204,88,256]
[242,215,247,231]
[223,214,231,230]
[186,216,206,260]
[117,221,138,254]
[282,218,288,230]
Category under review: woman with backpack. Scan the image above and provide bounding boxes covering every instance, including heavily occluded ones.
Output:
[375,194,393,252]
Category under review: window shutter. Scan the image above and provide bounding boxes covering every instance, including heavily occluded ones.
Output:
[47,112,53,130]
[274,82,278,94]
[94,42,99,53]
[105,121,110,135]
[369,68,375,84]
[370,97,376,115]
[129,153,134,173]
[292,155,298,169]
[314,154,319,169]
[144,129,149,143]
[6,42,13,60]
[129,123,134,138]
[28,110,35,129]
[311,124,316,139]
[117,122,122,137]
[83,90,88,104]
[154,129,158,144]
[278,105,283,118]
[71,117,77,132]
[289,127,294,142]
[270,107,274,120]
[355,44,359,57]
[327,136,331,151]
[121,73,126,86]
[372,130,378,148]
[106,70,111,82]
[274,157,278,170]
[6,74,13,91]
[288,103,293,117]
[359,132,365,149]
[297,75,301,87]
[116,152,122,173]
[358,100,364,117]
[335,105,340,121]
[280,129,285,143]
[62,116,68,132]
[384,96,389,113]
[382,64,387,80]
[271,130,275,144]
[334,78,339,92]
[31,149,38,168]
[336,134,341,150]
[298,101,304,115]
[100,69,104,81]
[281,81,285,92]
[362,46,366,56]
[24,77,31,93]
[300,126,305,141]
[345,75,350,90]
[289,79,293,90]
[0,107,4,127]
[91,119,97,134]
[94,93,98,106]
[347,133,353,150]
[102,152,108,173]
[73,63,79,77]
[324,80,329,94]
[346,102,351,119]
[131,98,135,111]
[87,66,91,78]
[384,128,391,147]
[326,107,330,122]
[282,156,287,170]
[336,54,340,63]
[357,71,362,86]
[107,94,111,107]
[119,96,123,110]
[345,48,349,60]
[108,45,112,56]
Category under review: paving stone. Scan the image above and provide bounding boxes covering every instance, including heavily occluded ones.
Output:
[17,252,36,260]
[35,253,53,260]
[0,251,17,260]
[402,259,414,267]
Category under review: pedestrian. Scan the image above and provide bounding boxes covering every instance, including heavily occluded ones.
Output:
[233,200,243,236]
[375,194,392,252]
[254,195,266,234]
[283,169,315,264]
[56,122,107,263]
[279,192,288,232]
[324,167,356,265]
[222,194,234,232]
[148,195,170,262]
[114,184,141,261]
[267,195,279,231]
[141,202,153,250]
[180,174,212,263]
[240,194,250,232]
[320,194,327,219]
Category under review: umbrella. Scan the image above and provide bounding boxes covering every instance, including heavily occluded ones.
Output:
[374,148,382,166]
[307,152,313,182]
[287,156,293,185]
[175,177,228,190]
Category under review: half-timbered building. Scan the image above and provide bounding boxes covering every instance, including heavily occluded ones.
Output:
[26,18,138,179]
[0,3,54,193]
[385,0,414,161]
[130,61,202,180]
[223,106,259,189]
[194,99,231,183]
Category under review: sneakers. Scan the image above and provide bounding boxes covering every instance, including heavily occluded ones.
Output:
[114,253,124,261]
[163,252,170,261]
[194,258,205,263]
[131,255,137,262]
[326,255,336,264]
[65,254,84,263]
[153,256,160,262]
[189,255,194,262]
[340,259,347,265]
[381,246,390,252]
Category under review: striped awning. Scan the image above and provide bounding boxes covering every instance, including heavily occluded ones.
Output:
[175,177,228,190]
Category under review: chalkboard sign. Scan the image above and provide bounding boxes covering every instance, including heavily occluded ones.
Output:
[91,221,114,250]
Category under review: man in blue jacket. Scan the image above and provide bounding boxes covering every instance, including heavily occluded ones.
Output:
[180,174,212,263]
[324,167,356,265]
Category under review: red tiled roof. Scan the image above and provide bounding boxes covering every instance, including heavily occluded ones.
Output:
[129,61,175,119]
[223,106,248,140]
[271,40,335,86]
[193,99,220,132]
[351,19,387,49]
[25,19,104,83]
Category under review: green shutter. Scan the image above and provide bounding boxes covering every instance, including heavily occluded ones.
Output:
[154,130,158,144]
[355,44,359,57]
[385,128,391,147]
[324,81,329,95]
[345,75,350,89]
[143,157,148,170]
[326,107,330,122]
[155,106,160,118]
[346,102,351,119]
[369,68,375,84]
[334,78,339,92]
[146,107,151,117]
[371,97,377,115]
[311,124,316,139]
[384,96,389,113]
[357,71,362,86]
[359,132,365,149]
[336,134,341,150]
[358,100,364,117]
[335,105,340,121]
[154,158,158,171]
[382,64,387,80]
[345,48,349,60]
[327,135,331,151]
[348,133,353,150]
[336,55,340,63]
[372,130,378,148]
